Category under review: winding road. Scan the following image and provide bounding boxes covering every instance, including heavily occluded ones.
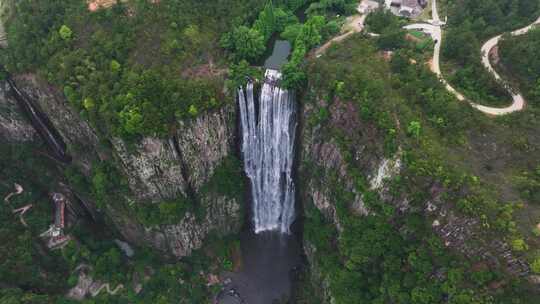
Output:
[411,0,540,115]
[68,264,124,299]
[474,16,540,114]
[3,183,33,227]
[319,0,539,116]
[3,183,23,204]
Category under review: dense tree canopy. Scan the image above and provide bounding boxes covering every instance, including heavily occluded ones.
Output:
[2,0,266,139]
[499,28,540,105]
[442,0,540,106]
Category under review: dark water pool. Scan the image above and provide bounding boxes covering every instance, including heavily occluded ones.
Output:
[264,40,291,70]
[219,231,302,304]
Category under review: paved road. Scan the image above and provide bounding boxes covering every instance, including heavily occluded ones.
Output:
[406,0,468,103]
[426,0,540,115]
[3,183,23,203]
[473,16,540,115]
[314,0,539,116]
[431,0,440,23]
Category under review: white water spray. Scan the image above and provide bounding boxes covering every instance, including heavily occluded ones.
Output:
[238,69,297,234]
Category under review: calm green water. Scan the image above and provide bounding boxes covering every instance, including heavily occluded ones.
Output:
[264,40,291,70]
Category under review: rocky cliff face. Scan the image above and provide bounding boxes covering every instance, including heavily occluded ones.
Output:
[12,74,101,174]
[162,193,241,257]
[0,80,36,142]
[299,97,403,302]
[111,104,236,203]
[112,137,188,202]
[425,186,530,277]
[176,107,235,191]
[108,103,241,258]
[106,191,241,258]
[298,95,531,302]
[300,98,399,227]
[1,73,243,259]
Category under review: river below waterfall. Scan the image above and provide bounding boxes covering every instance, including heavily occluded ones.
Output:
[219,231,302,304]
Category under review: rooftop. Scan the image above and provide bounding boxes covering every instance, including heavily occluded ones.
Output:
[402,0,420,7]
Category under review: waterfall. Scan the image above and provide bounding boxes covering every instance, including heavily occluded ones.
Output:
[238,69,297,234]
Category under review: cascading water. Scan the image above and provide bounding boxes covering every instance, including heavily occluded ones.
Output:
[238,69,297,234]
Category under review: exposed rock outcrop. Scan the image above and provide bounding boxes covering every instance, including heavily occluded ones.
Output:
[0,80,37,142]
[302,241,333,303]
[301,99,392,226]
[107,103,240,258]
[112,137,188,202]
[11,74,100,174]
[299,94,533,301]
[176,105,235,191]
[299,99,402,302]
[106,183,242,258]
[1,72,243,259]
[161,194,241,257]
[425,185,530,277]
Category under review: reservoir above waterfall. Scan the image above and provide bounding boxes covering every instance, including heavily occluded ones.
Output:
[264,40,291,70]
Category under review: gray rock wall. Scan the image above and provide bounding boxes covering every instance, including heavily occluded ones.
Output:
[176,105,235,191]
[299,95,534,301]
[0,80,37,142]
[300,99,391,227]
[299,99,401,302]
[112,137,188,202]
[12,74,100,175]
[2,73,243,259]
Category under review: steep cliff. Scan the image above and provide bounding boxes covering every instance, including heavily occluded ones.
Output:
[298,37,536,303]
[300,97,530,301]
[0,80,36,142]
[300,98,400,229]
[2,73,244,259]
[11,74,100,174]
[300,97,405,303]
[106,103,242,258]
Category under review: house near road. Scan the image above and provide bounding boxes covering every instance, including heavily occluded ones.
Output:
[358,0,380,14]
[388,0,428,17]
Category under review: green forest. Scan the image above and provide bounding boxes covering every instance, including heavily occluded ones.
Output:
[442,0,539,106]
[299,32,540,302]
[2,0,265,139]
[2,0,540,303]
[499,27,540,106]
[1,0,353,140]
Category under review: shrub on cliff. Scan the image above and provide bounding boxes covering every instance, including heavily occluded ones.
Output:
[221,26,266,63]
